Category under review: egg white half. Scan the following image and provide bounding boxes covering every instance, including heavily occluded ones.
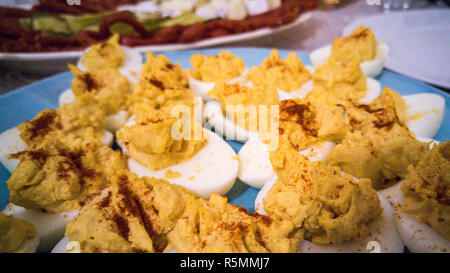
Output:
[360,42,390,78]
[379,182,403,206]
[0,127,27,172]
[104,110,130,132]
[238,134,336,188]
[52,237,84,253]
[358,78,382,104]
[51,236,71,253]
[0,126,113,173]
[254,174,278,215]
[277,80,314,101]
[2,203,78,252]
[58,89,75,106]
[77,46,143,86]
[309,42,389,78]
[203,100,257,143]
[309,44,331,69]
[403,93,445,138]
[243,65,315,102]
[123,128,238,199]
[188,77,216,101]
[237,135,277,189]
[188,69,250,102]
[52,236,176,253]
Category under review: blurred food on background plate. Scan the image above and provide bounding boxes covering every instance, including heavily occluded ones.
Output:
[0,0,316,53]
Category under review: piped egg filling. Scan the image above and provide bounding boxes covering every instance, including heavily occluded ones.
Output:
[130,53,202,124]
[64,171,191,253]
[0,213,38,253]
[312,58,372,103]
[265,148,382,245]
[70,66,131,116]
[61,171,299,253]
[329,26,377,65]
[80,34,125,71]
[117,116,206,171]
[189,51,245,82]
[247,49,312,94]
[121,51,209,171]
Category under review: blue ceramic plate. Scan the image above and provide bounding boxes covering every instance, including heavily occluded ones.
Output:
[0,48,449,212]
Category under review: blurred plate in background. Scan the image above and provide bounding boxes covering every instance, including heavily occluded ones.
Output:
[0,12,311,75]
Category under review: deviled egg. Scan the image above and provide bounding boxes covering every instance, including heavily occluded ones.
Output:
[237,97,348,188]
[58,91,130,133]
[203,82,279,143]
[117,116,238,199]
[0,112,113,173]
[3,143,126,252]
[3,205,76,252]
[126,129,239,199]
[311,56,382,105]
[310,25,389,78]
[2,108,126,252]
[246,50,315,101]
[254,148,404,253]
[59,65,133,132]
[379,137,440,204]
[59,37,141,132]
[187,51,248,101]
[77,34,143,85]
[0,213,39,253]
[390,141,449,253]
[297,194,404,253]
